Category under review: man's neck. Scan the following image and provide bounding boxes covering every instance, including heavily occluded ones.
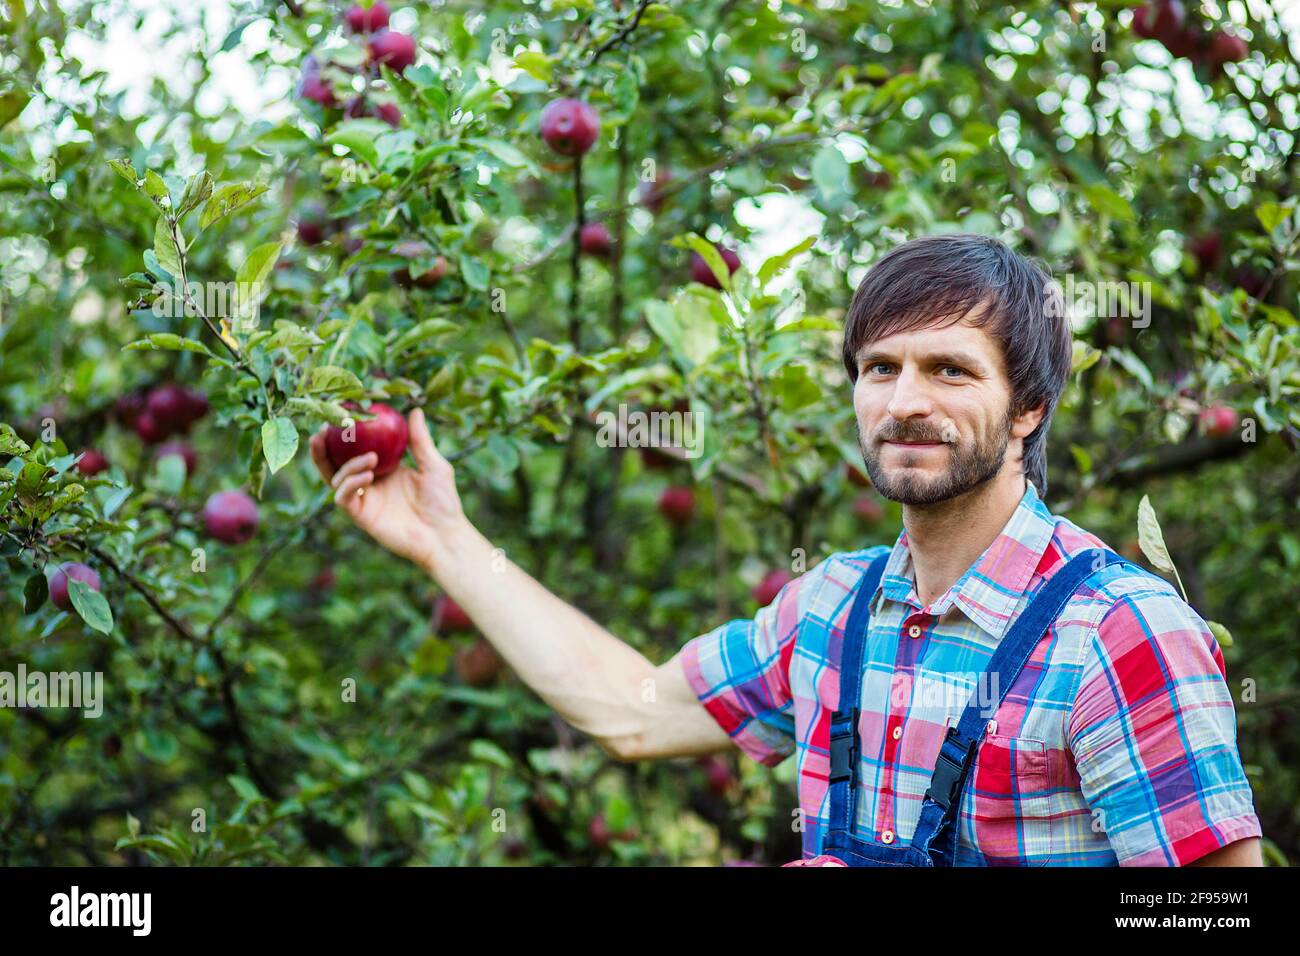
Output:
[901,472,1028,607]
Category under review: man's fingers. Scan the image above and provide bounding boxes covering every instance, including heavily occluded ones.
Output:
[329,452,379,489]
[334,471,374,507]
[309,429,336,483]
[408,407,447,474]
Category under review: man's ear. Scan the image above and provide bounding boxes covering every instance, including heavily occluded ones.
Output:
[1010,401,1046,441]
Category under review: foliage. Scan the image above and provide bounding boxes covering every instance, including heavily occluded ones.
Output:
[1,0,1297,865]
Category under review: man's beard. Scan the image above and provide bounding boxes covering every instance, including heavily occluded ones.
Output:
[858,411,1012,506]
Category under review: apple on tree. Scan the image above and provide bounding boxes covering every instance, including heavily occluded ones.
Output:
[75,449,110,476]
[539,98,600,156]
[689,246,741,289]
[202,490,260,544]
[368,30,417,73]
[579,222,613,258]
[155,441,198,476]
[345,1,390,33]
[49,562,101,612]
[1199,404,1239,438]
[324,402,410,477]
[392,241,447,289]
[455,638,504,688]
[752,568,793,606]
[432,594,474,633]
[854,495,885,524]
[657,486,696,526]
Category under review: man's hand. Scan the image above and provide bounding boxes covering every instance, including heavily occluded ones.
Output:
[308,408,466,573]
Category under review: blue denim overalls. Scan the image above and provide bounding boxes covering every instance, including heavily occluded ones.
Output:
[820,548,1136,866]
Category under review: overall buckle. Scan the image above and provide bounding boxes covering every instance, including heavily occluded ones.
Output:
[925,726,973,812]
[828,707,860,784]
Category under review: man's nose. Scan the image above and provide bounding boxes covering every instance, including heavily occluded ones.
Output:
[885,366,933,420]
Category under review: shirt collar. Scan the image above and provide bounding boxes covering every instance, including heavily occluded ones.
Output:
[876,481,1058,643]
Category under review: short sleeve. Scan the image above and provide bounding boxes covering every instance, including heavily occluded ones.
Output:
[678,563,830,768]
[1067,585,1263,866]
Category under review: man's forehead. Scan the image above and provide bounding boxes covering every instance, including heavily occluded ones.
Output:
[857,317,1000,361]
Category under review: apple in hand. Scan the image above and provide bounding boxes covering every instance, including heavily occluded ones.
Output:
[49,562,101,612]
[203,490,260,544]
[325,402,410,477]
[539,98,600,156]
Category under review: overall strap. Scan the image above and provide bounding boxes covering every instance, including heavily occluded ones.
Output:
[910,548,1132,858]
[824,552,890,841]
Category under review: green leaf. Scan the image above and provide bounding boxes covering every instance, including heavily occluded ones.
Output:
[468,137,535,172]
[154,214,182,279]
[325,120,389,167]
[459,255,489,291]
[1255,202,1287,235]
[142,169,170,207]
[513,51,553,82]
[23,572,47,614]
[177,170,213,217]
[1080,182,1135,222]
[107,158,138,186]
[757,235,816,285]
[228,774,262,802]
[0,91,30,126]
[1071,340,1101,375]
[469,739,513,770]
[1206,620,1234,649]
[302,365,365,399]
[811,144,850,198]
[645,301,686,366]
[1136,494,1177,574]
[68,578,113,634]
[0,423,31,456]
[681,234,732,291]
[123,333,216,357]
[261,417,299,475]
[199,181,269,230]
[155,452,186,495]
[236,241,282,290]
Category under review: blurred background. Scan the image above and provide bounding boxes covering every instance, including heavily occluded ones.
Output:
[1,0,1297,865]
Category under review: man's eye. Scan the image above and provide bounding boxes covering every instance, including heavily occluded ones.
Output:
[867,362,893,375]
[940,366,965,378]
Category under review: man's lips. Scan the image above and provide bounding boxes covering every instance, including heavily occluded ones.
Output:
[884,439,944,448]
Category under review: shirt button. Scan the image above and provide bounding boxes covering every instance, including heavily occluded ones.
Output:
[881,829,895,844]
[892,726,902,740]
[908,625,922,639]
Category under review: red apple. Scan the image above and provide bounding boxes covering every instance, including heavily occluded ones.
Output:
[1208,30,1247,66]
[297,204,330,247]
[455,638,503,687]
[698,755,734,797]
[1233,266,1268,298]
[202,490,260,544]
[433,595,474,634]
[297,58,337,107]
[845,462,871,488]
[183,387,209,423]
[579,222,613,258]
[1199,405,1239,438]
[639,446,677,471]
[368,30,417,73]
[345,1,389,33]
[310,567,337,592]
[752,568,793,606]
[854,495,885,524]
[49,562,101,612]
[133,410,170,444]
[689,247,741,289]
[75,449,110,476]
[112,389,147,427]
[657,486,696,526]
[146,383,192,432]
[1132,1,1185,43]
[539,98,600,157]
[155,441,197,476]
[375,101,402,127]
[325,402,409,477]
[1188,232,1222,273]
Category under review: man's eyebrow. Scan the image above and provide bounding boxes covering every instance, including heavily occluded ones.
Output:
[855,347,990,371]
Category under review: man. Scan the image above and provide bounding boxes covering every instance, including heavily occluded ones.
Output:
[310,233,1263,867]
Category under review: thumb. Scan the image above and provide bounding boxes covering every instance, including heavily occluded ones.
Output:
[408,407,446,474]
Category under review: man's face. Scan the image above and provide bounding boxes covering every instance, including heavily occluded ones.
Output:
[851,314,1025,506]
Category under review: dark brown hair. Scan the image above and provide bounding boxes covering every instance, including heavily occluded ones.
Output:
[841,233,1071,497]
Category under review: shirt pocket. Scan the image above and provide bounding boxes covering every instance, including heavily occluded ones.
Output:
[962,731,1054,866]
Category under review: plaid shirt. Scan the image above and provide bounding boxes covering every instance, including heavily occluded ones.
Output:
[680,482,1262,865]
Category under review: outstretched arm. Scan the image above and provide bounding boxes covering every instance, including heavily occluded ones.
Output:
[309,409,732,761]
